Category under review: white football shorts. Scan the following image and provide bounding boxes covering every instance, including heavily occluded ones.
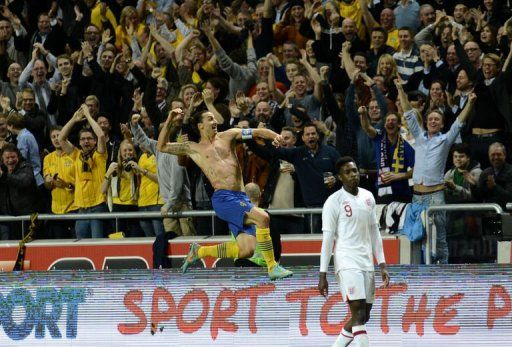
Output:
[336,269,375,303]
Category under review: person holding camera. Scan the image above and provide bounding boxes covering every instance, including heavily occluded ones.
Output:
[102,139,142,237]
[43,126,79,239]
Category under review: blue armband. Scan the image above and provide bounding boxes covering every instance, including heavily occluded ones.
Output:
[241,128,253,140]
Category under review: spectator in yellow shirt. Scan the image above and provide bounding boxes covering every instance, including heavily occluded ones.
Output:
[359,0,400,50]
[90,1,118,32]
[137,144,165,236]
[43,126,79,238]
[115,6,146,51]
[102,140,142,237]
[58,104,108,239]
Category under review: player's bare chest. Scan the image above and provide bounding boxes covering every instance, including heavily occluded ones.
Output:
[202,143,233,161]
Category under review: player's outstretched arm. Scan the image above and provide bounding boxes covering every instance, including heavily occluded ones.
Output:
[158,141,193,156]
[253,128,284,146]
[222,127,285,147]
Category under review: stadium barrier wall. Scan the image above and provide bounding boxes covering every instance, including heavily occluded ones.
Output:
[0,235,405,271]
[0,265,511,346]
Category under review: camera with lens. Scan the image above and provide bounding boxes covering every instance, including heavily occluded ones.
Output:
[122,158,135,172]
[244,19,255,32]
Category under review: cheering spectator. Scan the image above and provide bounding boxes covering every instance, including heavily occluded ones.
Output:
[115,7,145,50]
[359,108,414,204]
[472,142,512,209]
[274,0,308,50]
[6,111,43,187]
[58,105,108,239]
[43,126,78,238]
[0,63,23,106]
[396,80,476,264]
[360,1,400,50]
[0,143,38,240]
[393,27,422,83]
[26,12,67,57]
[445,143,482,203]
[131,112,195,237]
[268,123,340,233]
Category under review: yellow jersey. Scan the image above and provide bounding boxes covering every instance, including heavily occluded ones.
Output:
[90,2,118,31]
[386,28,400,51]
[112,171,138,206]
[43,149,79,214]
[138,153,164,207]
[74,150,107,208]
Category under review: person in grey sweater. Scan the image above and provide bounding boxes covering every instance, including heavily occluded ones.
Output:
[202,22,257,99]
[130,113,195,236]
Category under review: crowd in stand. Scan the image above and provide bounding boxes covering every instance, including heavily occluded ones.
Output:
[0,0,511,262]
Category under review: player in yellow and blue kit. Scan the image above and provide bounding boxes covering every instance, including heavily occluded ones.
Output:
[157,108,292,280]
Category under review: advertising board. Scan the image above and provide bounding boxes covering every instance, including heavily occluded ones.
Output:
[1,265,511,346]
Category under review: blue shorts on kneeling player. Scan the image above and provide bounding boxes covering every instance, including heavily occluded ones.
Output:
[211,190,256,238]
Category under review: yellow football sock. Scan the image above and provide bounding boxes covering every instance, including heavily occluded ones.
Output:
[198,241,239,259]
[256,227,277,271]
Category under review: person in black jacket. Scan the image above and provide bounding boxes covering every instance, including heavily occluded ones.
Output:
[454,37,512,168]
[265,123,340,233]
[25,13,67,57]
[0,143,38,240]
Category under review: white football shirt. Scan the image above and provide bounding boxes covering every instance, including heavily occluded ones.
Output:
[321,187,386,272]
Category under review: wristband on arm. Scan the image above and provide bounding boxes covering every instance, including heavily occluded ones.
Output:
[241,128,253,140]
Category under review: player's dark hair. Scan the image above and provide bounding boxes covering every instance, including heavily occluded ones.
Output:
[336,156,357,173]
[190,109,209,135]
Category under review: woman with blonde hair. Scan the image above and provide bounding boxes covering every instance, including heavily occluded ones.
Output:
[179,84,199,109]
[376,54,399,101]
[115,6,145,50]
[102,139,142,237]
[376,54,398,81]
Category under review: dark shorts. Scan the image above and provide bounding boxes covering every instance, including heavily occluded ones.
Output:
[211,190,256,238]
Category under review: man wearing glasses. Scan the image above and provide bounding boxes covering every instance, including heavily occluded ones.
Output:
[58,104,107,238]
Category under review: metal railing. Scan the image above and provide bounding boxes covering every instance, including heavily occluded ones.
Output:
[3,203,510,264]
[0,208,323,238]
[425,203,504,265]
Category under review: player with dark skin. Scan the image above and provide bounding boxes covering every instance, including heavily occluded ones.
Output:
[318,159,390,344]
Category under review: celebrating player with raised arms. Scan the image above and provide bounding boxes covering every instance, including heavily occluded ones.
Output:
[157,108,292,280]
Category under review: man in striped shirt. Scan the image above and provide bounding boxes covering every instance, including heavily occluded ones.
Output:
[393,27,422,83]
